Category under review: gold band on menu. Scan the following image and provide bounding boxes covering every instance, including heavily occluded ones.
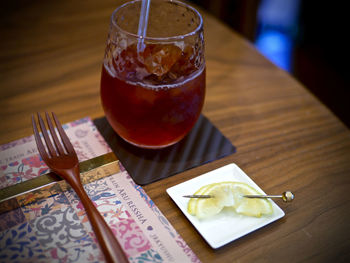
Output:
[0,152,119,214]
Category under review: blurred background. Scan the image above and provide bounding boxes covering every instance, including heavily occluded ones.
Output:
[190,0,349,128]
[1,0,348,129]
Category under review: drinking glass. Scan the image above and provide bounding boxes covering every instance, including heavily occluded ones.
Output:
[100,0,205,149]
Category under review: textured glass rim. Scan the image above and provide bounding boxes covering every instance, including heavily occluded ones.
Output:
[111,0,204,41]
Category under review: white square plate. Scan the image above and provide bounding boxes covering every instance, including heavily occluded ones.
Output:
[166,163,285,249]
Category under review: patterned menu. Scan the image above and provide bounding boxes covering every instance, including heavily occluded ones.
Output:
[0,118,200,263]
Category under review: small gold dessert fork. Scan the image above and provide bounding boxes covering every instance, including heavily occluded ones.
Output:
[32,112,128,263]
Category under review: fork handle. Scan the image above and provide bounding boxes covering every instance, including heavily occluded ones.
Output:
[64,169,129,263]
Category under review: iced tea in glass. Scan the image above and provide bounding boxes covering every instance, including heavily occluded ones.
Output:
[100,0,205,148]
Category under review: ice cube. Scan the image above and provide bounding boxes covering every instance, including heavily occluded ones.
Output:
[113,44,149,80]
[142,44,182,76]
[167,44,197,77]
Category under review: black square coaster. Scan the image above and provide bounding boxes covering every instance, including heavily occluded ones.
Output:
[94,115,236,185]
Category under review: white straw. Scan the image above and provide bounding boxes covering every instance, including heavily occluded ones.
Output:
[137,0,151,52]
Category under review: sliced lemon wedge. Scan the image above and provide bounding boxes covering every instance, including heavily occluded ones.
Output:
[188,182,273,219]
[187,183,216,215]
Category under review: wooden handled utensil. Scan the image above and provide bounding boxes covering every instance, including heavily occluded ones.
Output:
[32,112,128,263]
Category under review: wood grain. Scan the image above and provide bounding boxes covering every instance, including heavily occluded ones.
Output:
[1,0,350,262]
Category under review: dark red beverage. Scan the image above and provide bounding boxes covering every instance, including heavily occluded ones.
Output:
[101,0,205,149]
[100,44,205,148]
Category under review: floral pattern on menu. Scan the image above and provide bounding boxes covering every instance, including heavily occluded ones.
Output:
[129,249,163,263]
[114,218,152,258]
[0,222,46,262]
[0,117,200,262]
[21,191,70,222]
[126,174,201,263]
[0,156,49,189]
[0,117,111,190]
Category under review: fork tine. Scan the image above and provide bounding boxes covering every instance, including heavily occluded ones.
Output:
[32,115,50,162]
[45,112,65,155]
[37,113,57,157]
[51,112,77,155]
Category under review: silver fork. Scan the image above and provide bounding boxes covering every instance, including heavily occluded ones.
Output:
[32,112,128,263]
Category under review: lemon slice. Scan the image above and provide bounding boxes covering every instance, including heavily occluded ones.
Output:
[188,182,273,219]
[231,182,273,217]
[187,183,216,215]
[195,182,235,219]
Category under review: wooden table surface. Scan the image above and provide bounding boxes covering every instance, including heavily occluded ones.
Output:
[1,0,350,262]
